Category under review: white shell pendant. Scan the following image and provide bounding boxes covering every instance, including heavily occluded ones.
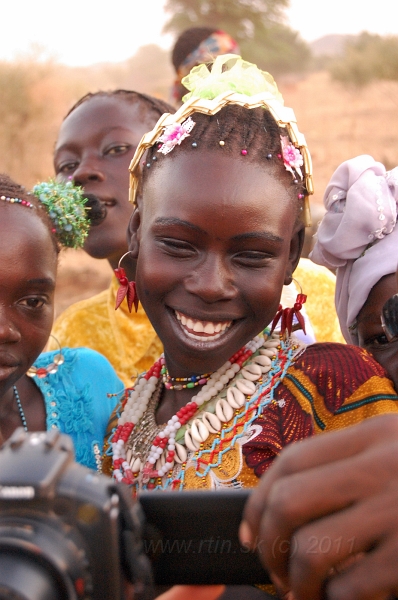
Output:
[241,363,262,381]
[131,456,142,472]
[202,411,222,434]
[227,386,246,409]
[191,418,210,443]
[236,378,256,396]
[185,428,201,452]
[252,355,272,373]
[215,398,234,423]
[174,442,187,463]
[264,339,280,348]
[126,448,133,464]
[253,354,271,367]
[259,348,276,358]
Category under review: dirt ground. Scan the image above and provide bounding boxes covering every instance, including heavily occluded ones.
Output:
[54,71,398,318]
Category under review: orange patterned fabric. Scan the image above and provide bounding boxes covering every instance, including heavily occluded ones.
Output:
[102,343,398,485]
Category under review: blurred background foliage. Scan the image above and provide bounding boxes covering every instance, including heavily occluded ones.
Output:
[1,0,398,193]
[163,0,311,74]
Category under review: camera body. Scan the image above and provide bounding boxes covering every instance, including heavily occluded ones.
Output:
[0,429,151,600]
[0,429,270,599]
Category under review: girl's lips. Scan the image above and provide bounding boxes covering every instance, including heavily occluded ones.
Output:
[0,364,18,382]
[175,310,232,341]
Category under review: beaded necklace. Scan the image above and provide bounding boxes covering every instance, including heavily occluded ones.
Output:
[111,330,302,492]
[13,385,28,432]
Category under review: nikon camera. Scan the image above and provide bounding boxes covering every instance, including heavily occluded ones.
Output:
[0,429,270,600]
[0,429,152,600]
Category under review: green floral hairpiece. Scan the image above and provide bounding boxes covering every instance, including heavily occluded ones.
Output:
[181,54,283,104]
[32,180,89,249]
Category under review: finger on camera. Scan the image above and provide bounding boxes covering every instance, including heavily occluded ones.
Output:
[241,415,398,549]
[326,537,398,600]
[157,585,226,600]
[287,485,398,600]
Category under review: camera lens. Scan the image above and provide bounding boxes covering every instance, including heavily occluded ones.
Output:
[0,553,64,600]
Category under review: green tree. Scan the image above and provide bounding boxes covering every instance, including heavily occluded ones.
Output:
[329,32,398,87]
[164,0,310,75]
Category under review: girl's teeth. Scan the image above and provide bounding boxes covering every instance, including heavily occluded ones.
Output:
[175,311,232,339]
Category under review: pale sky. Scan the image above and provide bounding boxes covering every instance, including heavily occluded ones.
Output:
[2,0,398,66]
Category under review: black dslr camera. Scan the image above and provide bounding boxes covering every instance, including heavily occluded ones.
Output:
[0,429,269,600]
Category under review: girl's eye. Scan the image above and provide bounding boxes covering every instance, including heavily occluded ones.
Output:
[234,251,270,266]
[159,239,196,257]
[106,144,131,156]
[56,161,78,174]
[18,297,47,310]
[366,333,390,346]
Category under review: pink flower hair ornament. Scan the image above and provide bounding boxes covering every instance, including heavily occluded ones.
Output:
[281,135,304,180]
[157,116,196,155]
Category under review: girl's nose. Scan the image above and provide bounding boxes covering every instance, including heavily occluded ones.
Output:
[72,157,105,186]
[0,311,21,344]
[185,253,237,303]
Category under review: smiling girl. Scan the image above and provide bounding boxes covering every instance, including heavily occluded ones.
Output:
[51,91,176,386]
[102,57,398,500]
[0,174,121,468]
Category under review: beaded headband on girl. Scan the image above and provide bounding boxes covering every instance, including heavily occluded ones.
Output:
[32,180,90,248]
[129,55,313,226]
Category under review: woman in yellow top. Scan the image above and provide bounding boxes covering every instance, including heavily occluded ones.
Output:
[51,91,176,386]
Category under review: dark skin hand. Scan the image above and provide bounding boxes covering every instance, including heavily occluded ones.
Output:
[54,96,155,274]
[0,207,57,441]
[240,414,398,600]
[129,151,304,425]
[357,273,398,390]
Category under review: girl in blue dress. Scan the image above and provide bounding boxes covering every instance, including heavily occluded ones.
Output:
[0,173,122,470]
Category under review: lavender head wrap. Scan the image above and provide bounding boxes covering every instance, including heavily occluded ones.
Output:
[310,155,398,344]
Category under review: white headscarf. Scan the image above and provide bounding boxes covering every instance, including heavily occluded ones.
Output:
[310,155,398,344]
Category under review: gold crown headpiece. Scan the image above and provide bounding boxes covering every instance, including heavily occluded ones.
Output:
[128,56,313,226]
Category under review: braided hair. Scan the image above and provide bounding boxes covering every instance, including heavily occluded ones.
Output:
[0,174,60,254]
[143,105,306,219]
[64,90,175,122]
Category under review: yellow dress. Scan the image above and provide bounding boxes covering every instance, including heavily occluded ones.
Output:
[294,258,344,344]
[49,277,162,387]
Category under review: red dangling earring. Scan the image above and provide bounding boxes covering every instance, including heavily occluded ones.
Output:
[271,279,307,337]
[114,252,139,312]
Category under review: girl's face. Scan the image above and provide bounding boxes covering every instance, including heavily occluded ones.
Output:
[0,208,56,397]
[357,273,398,389]
[131,151,303,376]
[54,96,154,265]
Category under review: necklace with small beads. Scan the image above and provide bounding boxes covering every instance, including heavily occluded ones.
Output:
[13,385,28,432]
[161,359,211,390]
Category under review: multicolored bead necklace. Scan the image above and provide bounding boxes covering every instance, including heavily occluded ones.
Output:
[0,195,34,209]
[111,330,303,491]
[161,358,211,390]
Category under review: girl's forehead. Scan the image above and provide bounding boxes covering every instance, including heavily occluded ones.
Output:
[59,97,152,142]
[0,207,57,268]
[144,150,296,226]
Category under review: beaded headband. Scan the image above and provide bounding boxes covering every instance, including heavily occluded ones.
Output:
[129,55,313,226]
